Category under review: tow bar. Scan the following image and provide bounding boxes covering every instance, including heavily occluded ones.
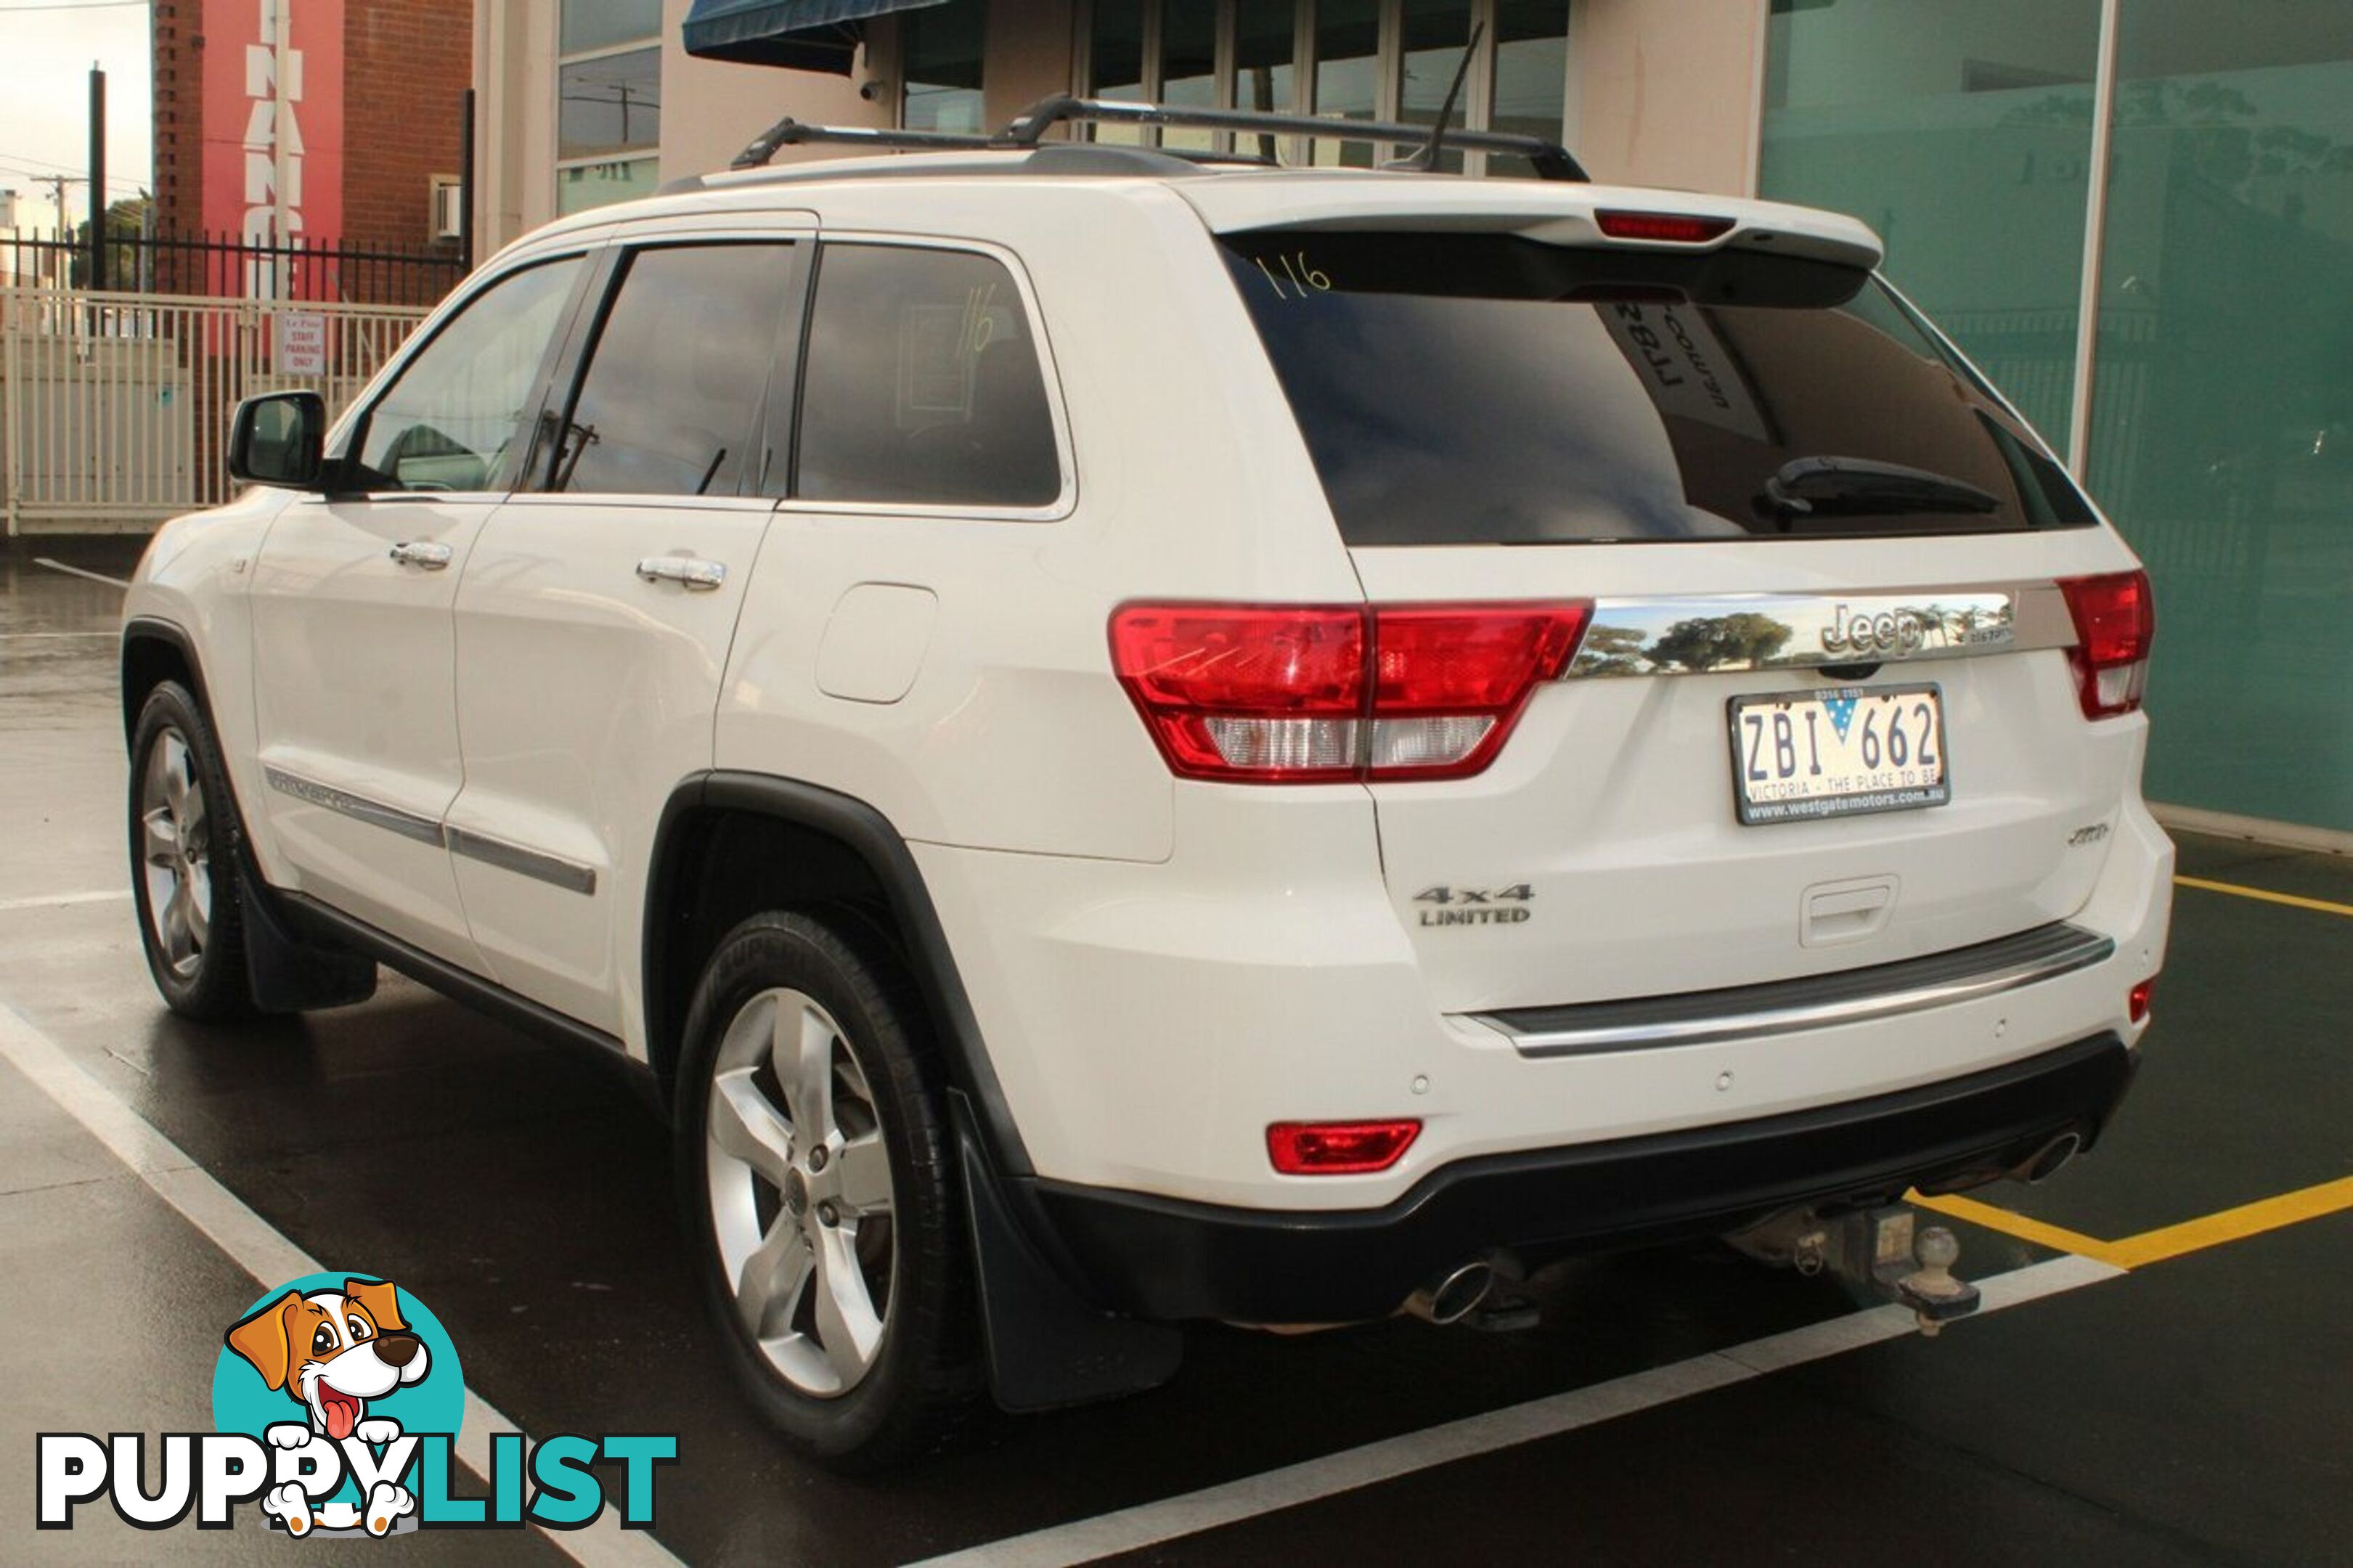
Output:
[1729,1203,1982,1335]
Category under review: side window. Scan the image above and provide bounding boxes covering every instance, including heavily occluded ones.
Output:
[793,245,1062,509]
[351,258,584,493]
[550,244,801,496]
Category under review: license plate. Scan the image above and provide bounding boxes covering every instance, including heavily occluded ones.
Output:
[1729,684,1950,825]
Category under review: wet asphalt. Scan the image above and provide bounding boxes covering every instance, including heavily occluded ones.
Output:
[0,538,2346,1565]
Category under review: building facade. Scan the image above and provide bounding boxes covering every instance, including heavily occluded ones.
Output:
[468,0,2353,841]
[152,0,473,279]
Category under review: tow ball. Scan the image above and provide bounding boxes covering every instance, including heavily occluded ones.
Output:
[1730,1204,1981,1336]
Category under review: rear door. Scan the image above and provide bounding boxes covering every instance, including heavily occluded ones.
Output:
[1217,224,2150,1012]
[445,231,810,1042]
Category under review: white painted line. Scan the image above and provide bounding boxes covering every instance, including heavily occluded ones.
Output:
[32,557,132,590]
[913,1253,2126,1568]
[0,889,133,912]
[0,1000,685,1568]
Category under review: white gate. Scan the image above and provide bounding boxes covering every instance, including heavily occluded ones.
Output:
[0,288,427,536]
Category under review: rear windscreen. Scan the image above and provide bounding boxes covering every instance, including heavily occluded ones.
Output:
[1220,231,2095,546]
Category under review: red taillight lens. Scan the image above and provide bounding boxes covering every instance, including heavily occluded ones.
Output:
[2059,570,2155,719]
[1594,210,1736,244]
[1109,602,1591,783]
[2129,978,2154,1023]
[1107,605,1366,781]
[1366,605,1591,779]
[1267,1119,1421,1175]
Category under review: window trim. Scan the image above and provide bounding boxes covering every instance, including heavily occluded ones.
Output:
[774,233,1080,523]
[329,250,603,502]
[520,236,815,502]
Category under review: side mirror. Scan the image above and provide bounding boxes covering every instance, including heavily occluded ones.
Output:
[227,391,328,489]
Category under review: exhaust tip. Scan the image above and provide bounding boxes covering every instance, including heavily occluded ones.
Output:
[2018,1130,2084,1184]
[1404,1261,1495,1325]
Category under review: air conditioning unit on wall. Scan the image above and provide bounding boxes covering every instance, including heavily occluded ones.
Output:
[430,176,463,240]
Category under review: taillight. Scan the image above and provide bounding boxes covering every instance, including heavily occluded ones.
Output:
[2129,978,2154,1024]
[1267,1119,1421,1175]
[1594,210,1736,244]
[2059,571,2156,719]
[1109,602,1590,783]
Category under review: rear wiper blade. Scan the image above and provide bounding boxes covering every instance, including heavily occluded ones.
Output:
[1760,456,2001,519]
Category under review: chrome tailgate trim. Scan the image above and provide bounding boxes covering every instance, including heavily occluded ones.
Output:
[1476,922,2116,1057]
[1563,585,2075,679]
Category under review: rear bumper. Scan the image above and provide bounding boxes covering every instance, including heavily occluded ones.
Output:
[1025,1032,2134,1323]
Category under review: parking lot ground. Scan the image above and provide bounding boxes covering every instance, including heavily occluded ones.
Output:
[2,540,2347,1565]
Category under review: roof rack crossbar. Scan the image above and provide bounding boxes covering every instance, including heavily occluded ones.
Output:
[733,118,998,169]
[1000,95,1589,181]
[729,94,1590,182]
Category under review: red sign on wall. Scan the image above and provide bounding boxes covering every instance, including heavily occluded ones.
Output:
[200,0,345,285]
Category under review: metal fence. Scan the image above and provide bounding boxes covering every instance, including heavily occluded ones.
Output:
[1,230,465,309]
[1,287,428,535]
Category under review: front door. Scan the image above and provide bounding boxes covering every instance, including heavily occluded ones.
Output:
[249,254,590,960]
[446,237,810,1042]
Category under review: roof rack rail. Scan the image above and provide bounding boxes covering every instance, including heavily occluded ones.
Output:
[732,92,1589,181]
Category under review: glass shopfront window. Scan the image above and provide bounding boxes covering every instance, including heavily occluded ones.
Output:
[1396,0,1475,171]
[1490,0,1570,179]
[1231,0,1299,160]
[1311,0,1383,168]
[2088,4,2353,828]
[1159,0,1220,150]
[1086,0,1147,144]
[905,0,988,134]
[1759,0,2102,446]
[1764,0,2353,833]
[1077,2,1567,173]
[556,1,661,216]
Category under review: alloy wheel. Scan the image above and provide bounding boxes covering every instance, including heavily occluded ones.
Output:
[705,987,897,1397]
[139,727,212,981]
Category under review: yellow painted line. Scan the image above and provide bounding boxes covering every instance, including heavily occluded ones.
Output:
[2174,873,2353,920]
[1907,1190,2130,1268]
[2104,1175,2353,1267]
[1912,1175,2353,1271]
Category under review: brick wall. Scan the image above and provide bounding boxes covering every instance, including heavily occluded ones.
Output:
[341,0,472,254]
[148,0,470,263]
[150,0,204,257]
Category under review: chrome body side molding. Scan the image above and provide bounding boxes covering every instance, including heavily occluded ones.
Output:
[264,767,597,894]
[1477,923,2116,1057]
[446,825,599,895]
[1564,585,2075,679]
[263,765,445,846]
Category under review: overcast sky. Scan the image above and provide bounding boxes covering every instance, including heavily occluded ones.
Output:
[0,0,155,232]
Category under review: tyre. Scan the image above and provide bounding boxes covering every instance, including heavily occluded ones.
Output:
[675,912,983,1469]
[128,682,258,1022]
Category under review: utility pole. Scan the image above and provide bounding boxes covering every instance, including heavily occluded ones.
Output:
[89,65,108,292]
[459,88,476,271]
[35,175,78,286]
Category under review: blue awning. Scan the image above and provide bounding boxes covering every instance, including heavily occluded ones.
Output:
[682,0,948,73]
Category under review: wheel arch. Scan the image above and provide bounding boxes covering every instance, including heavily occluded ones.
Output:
[644,771,1032,1178]
[121,616,208,746]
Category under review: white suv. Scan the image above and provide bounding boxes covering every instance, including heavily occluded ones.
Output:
[121,104,2171,1467]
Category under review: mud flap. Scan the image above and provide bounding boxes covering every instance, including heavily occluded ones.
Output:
[951,1092,1183,1412]
[240,861,378,1013]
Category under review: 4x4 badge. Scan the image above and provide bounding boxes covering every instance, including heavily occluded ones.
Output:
[1413,885,1534,927]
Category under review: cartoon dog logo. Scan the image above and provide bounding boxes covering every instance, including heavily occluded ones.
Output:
[224,1278,430,1536]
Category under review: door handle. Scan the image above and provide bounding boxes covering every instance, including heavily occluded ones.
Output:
[635,555,727,592]
[388,539,453,571]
